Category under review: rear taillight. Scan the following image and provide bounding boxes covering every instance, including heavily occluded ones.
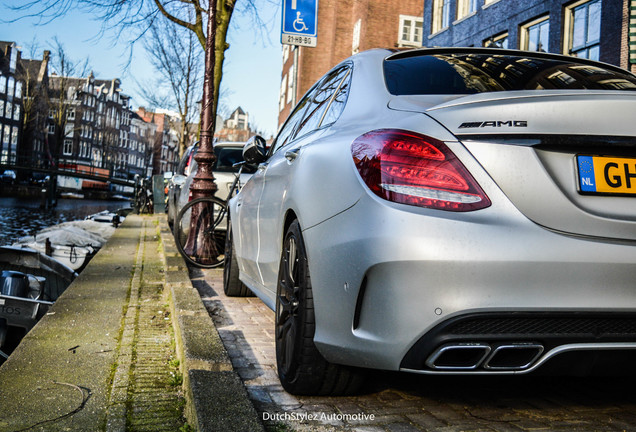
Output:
[351,129,491,212]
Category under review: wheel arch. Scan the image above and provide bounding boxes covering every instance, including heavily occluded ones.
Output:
[282,209,299,248]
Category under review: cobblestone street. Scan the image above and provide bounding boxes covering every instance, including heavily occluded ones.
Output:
[192,267,636,432]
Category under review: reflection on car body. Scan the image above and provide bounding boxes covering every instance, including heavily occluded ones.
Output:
[226,47,636,395]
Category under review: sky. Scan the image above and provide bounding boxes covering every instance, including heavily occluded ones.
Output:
[0,1,283,137]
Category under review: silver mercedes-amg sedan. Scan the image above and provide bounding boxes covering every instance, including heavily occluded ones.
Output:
[225,47,636,395]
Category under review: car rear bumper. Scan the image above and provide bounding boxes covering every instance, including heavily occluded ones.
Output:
[302,192,636,372]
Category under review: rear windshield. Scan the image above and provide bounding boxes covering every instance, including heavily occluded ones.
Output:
[384,53,636,95]
[214,147,256,174]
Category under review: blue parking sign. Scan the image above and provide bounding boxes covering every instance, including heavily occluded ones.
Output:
[281,0,318,47]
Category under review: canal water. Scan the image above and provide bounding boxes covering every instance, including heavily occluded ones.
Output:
[0,197,131,247]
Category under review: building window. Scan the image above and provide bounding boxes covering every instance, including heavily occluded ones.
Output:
[287,64,294,104]
[92,148,102,166]
[2,125,9,145]
[48,123,55,134]
[0,100,4,118]
[9,48,17,72]
[457,0,478,20]
[484,32,509,49]
[7,77,14,98]
[0,76,5,94]
[352,19,361,54]
[11,126,18,145]
[63,139,73,156]
[565,0,601,61]
[521,16,550,52]
[432,0,451,34]
[13,105,20,121]
[399,15,423,47]
[5,103,12,120]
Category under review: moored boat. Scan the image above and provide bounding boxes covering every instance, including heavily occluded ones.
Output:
[0,246,76,360]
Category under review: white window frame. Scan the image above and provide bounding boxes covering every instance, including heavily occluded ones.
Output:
[352,18,362,54]
[398,15,423,47]
[520,15,550,52]
[563,0,601,61]
[457,0,478,21]
[432,0,451,34]
[63,138,73,156]
[484,32,509,49]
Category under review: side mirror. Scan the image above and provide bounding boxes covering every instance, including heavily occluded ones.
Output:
[243,135,267,165]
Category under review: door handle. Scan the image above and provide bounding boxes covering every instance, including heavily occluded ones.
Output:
[285,148,301,162]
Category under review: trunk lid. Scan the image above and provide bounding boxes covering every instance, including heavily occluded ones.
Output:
[389,91,636,240]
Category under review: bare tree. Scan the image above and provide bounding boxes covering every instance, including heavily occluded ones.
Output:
[140,17,202,159]
[8,0,270,136]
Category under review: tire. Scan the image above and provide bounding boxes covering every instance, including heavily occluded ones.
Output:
[223,214,252,297]
[275,220,365,395]
[167,197,174,227]
[174,197,227,268]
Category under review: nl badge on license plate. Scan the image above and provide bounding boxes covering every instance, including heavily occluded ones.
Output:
[577,155,636,196]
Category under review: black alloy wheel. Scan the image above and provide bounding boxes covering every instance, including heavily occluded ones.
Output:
[275,220,365,395]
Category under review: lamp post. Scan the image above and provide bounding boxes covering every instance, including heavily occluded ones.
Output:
[183,0,220,264]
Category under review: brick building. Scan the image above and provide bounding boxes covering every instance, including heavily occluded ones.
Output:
[423,0,632,72]
[136,107,179,176]
[278,0,424,127]
[46,74,154,193]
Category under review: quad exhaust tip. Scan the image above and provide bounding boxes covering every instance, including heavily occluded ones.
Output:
[425,342,491,370]
[426,342,544,371]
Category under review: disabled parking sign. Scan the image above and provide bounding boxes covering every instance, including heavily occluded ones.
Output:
[282,0,318,47]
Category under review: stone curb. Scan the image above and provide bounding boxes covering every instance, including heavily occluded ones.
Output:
[156,216,264,432]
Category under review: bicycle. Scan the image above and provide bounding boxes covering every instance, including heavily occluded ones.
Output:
[173,162,246,269]
[134,176,154,215]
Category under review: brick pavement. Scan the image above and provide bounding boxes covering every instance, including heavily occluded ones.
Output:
[192,267,636,432]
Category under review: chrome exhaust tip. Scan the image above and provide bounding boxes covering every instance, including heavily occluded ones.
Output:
[483,343,544,370]
[426,342,491,370]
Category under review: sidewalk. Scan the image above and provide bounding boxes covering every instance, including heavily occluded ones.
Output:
[0,214,263,431]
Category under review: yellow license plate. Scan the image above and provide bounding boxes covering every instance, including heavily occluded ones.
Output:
[577,155,636,195]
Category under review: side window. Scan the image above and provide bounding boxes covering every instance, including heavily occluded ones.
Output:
[319,68,351,127]
[294,66,349,139]
[270,89,313,155]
